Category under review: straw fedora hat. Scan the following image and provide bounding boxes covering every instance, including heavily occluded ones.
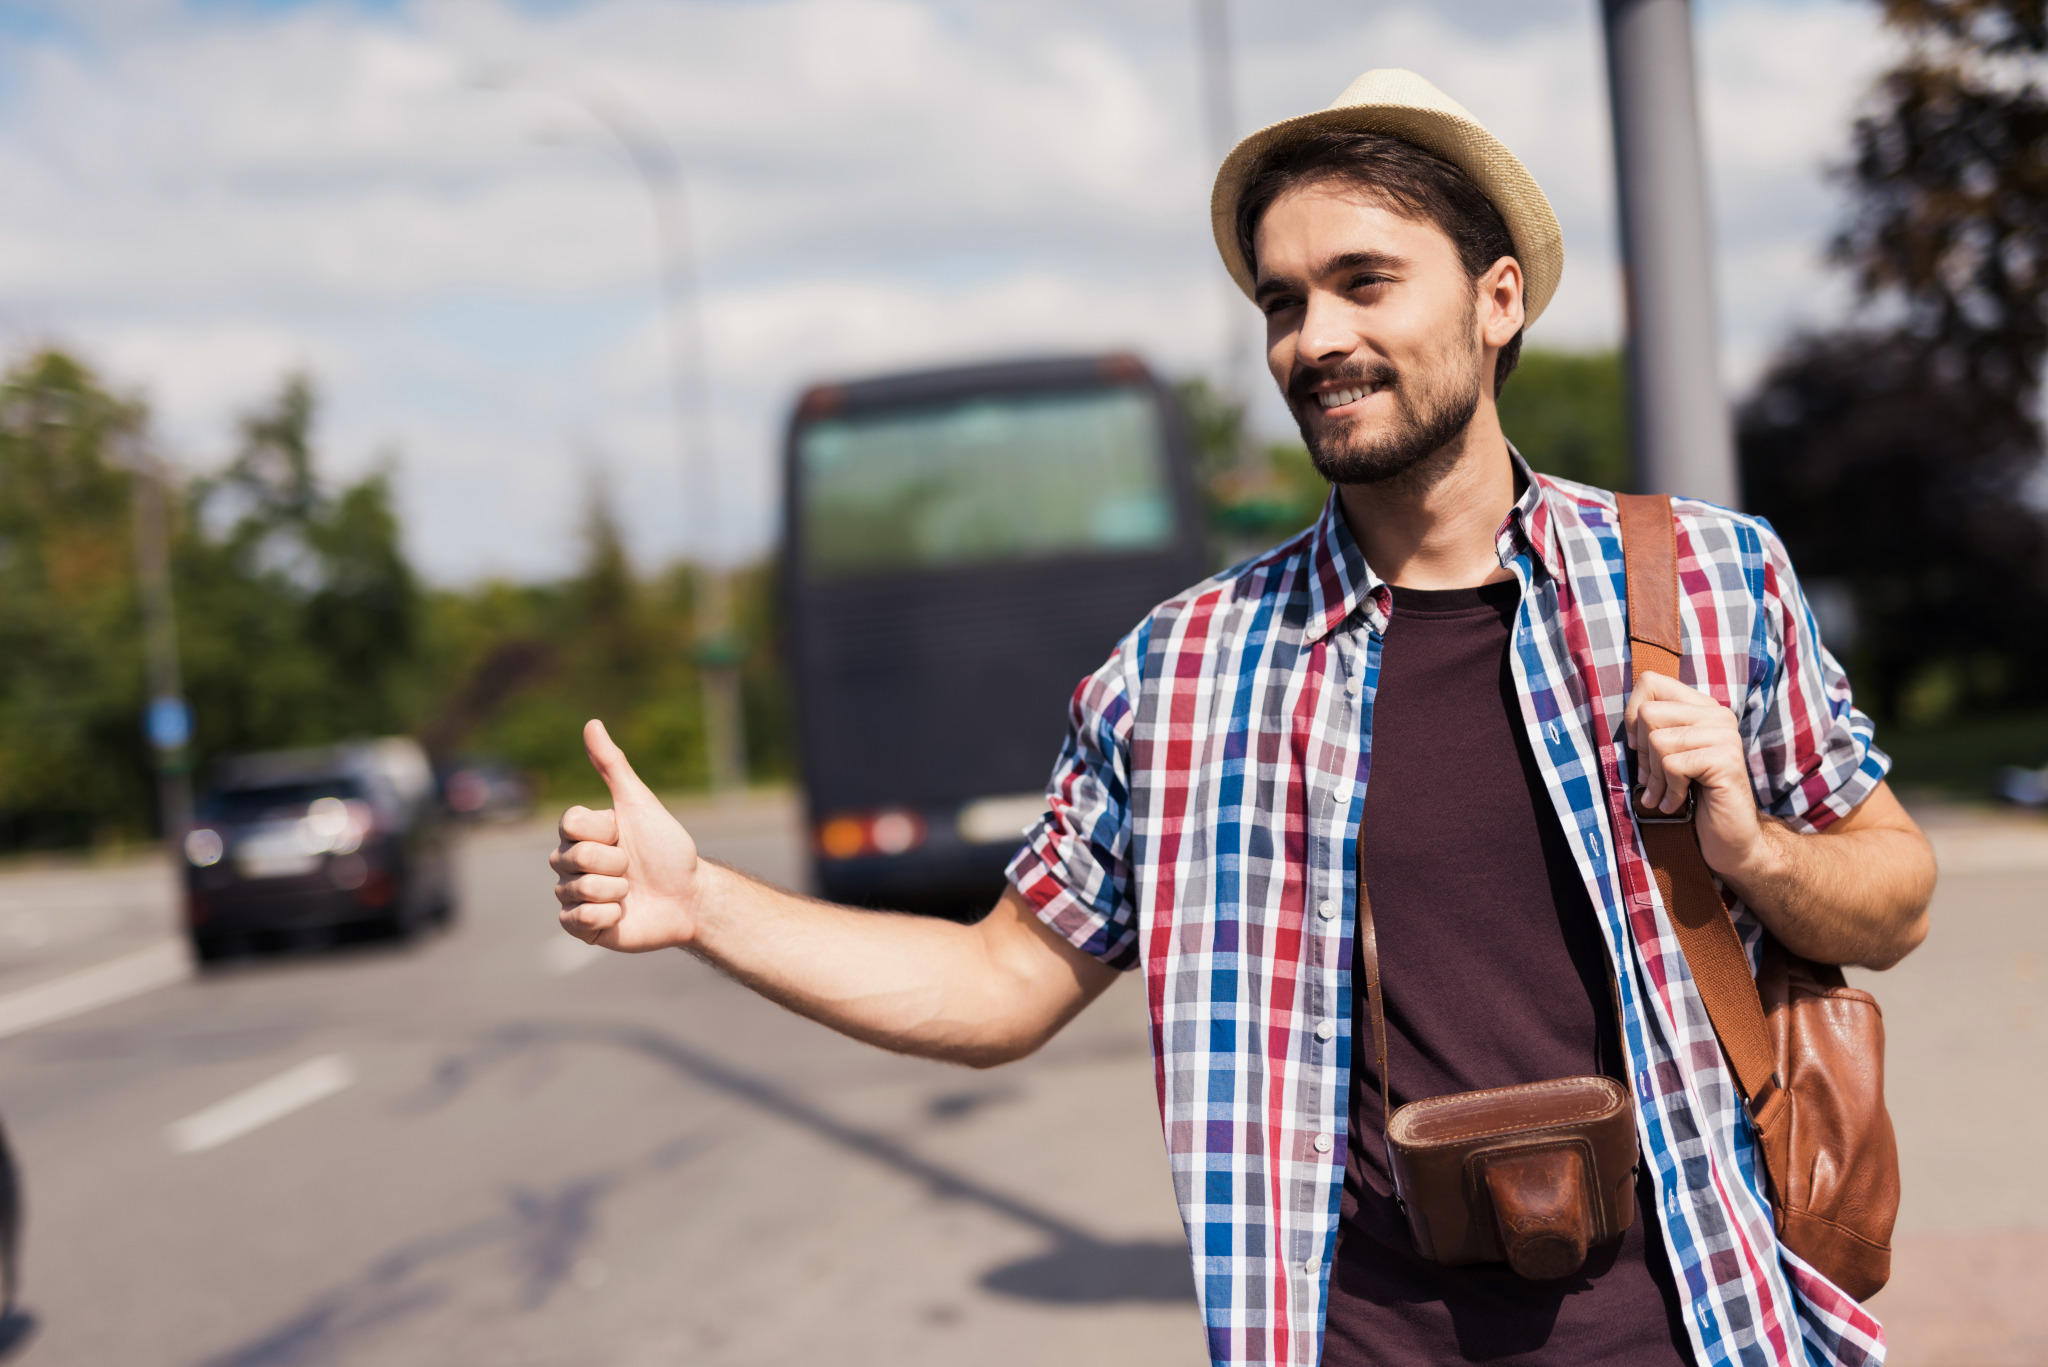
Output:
[1210,68,1564,327]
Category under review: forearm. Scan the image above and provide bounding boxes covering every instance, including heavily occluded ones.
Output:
[687,867,1107,1067]
[1716,816,1934,971]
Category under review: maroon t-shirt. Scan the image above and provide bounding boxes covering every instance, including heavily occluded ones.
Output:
[1320,580,1693,1366]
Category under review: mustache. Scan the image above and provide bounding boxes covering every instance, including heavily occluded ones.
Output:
[1286,359,1400,410]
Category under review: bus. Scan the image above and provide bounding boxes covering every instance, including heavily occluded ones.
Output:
[781,353,1208,916]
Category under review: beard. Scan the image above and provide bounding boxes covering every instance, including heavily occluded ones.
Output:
[1286,337,1485,487]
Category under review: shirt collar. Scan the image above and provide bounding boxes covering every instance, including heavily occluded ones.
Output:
[1501,446,1567,584]
[1301,489,1389,643]
[1299,446,1562,645]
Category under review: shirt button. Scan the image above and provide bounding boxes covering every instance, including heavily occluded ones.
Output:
[1313,1133,1332,1153]
[1317,900,1337,920]
[1315,1019,1336,1041]
[1304,1258,1319,1275]
[1345,676,1362,697]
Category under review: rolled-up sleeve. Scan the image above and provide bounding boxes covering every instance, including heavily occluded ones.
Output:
[1744,519,1890,833]
[1006,634,1142,971]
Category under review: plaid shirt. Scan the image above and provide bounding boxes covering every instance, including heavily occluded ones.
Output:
[1008,459,1892,1367]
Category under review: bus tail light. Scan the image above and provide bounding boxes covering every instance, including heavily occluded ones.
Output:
[798,385,848,419]
[1097,353,1146,382]
[815,809,927,860]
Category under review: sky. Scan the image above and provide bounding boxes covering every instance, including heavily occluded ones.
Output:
[0,0,1899,583]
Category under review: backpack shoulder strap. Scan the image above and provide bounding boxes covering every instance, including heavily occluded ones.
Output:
[1615,494,1785,1117]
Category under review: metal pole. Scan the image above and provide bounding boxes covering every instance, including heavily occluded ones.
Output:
[476,73,748,795]
[1600,0,1740,507]
[1194,0,1255,466]
[127,433,194,839]
[577,96,746,795]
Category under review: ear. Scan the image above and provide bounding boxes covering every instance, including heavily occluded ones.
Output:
[1477,255,1525,350]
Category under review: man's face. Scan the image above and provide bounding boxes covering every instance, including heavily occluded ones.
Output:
[1253,179,1510,485]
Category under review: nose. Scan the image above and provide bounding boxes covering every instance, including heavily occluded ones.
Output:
[1294,290,1358,371]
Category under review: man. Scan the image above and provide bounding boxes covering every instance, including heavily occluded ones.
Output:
[550,70,1934,1367]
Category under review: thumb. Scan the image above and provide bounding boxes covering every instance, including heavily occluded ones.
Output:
[584,719,662,814]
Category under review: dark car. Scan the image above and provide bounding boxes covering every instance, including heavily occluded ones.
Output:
[181,738,456,962]
[435,758,535,823]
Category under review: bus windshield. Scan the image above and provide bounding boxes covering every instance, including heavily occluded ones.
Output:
[796,386,1174,577]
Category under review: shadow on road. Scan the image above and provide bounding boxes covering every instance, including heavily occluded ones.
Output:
[192,1017,1191,1365]
[193,1170,632,1367]
[0,1310,37,1361]
[416,1019,1195,1306]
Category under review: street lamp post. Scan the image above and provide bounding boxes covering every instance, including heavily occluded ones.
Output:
[125,430,194,839]
[1194,0,1254,465]
[1600,0,1741,507]
[482,77,746,794]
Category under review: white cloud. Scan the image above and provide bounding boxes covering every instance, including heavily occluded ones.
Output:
[0,0,1901,580]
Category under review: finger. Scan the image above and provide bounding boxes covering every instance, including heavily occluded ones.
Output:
[554,873,630,907]
[1630,709,1663,808]
[549,841,629,878]
[584,720,664,816]
[1638,755,1667,812]
[1635,670,1716,708]
[1636,700,1736,732]
[1647,723,1734,757]
[1651,748,1733,813]
[558,805,619,847]
[560,901,624,944]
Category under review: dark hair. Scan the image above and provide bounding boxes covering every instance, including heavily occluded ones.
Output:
[1233,130,1524,397]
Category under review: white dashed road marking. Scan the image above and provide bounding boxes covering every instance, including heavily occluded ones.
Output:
[0,939,191,1042]
[168,1054,357,1154]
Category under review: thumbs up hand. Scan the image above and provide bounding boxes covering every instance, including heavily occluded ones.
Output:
[550,719,702,952]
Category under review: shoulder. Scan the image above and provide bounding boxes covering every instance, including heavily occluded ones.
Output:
[1131,523,1322,647]
[1077,522,1323,714]
[1534,472,1794,587]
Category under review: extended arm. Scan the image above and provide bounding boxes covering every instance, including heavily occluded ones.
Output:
[1627,671,1935,971]
[548,721,1119,1067]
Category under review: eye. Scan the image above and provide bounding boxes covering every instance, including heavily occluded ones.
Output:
[1347,272,1390,294]
[1260,293,1304,319]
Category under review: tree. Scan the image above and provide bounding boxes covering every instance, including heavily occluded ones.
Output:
[176,374,424,758]
[0,352,153,845]
[1496,350,1629,491]
[1738,0,2048,721]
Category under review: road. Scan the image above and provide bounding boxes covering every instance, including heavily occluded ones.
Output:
[0,794,2036,1366]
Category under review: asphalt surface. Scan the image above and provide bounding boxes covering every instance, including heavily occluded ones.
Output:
[0,793,2036,1366]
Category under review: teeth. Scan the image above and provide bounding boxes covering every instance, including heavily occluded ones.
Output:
[1318,385,1374,408]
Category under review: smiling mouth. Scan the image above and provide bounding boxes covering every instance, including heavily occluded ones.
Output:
[1316,382,1387,409]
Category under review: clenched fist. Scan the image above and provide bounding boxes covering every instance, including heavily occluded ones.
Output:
[549,719,703,952]
[1624,670,1768,880]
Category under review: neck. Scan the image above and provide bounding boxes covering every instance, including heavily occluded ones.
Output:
[1333,399,1517,590]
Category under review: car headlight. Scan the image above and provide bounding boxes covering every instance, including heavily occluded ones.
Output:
[184,828,225,868]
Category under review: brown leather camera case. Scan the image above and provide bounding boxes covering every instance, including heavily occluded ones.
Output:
[1357,880,1639,1282]
[1386,1076,1638,1280]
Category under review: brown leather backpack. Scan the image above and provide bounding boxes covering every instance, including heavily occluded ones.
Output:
[1618,493,1901,1301]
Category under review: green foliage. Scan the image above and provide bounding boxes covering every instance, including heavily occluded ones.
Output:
[1880,707,2048,796]
[0,351,153,846]
[414,527,788,806]
[1497,350,1630,491]
[1738,0,2048,722]
[0,347,787,851]
[175,375,425,759]
[1177,377,1328,564]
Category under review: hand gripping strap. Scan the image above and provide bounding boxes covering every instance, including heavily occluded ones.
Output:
[1615,494,1785,1123]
